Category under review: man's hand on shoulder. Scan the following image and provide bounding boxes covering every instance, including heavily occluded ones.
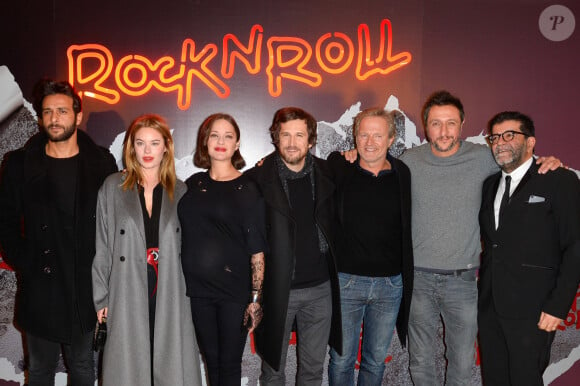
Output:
[341,149,357,163]
[536,156,563,174]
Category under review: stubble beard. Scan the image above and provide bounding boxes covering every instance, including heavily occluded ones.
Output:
[432,136,458,154]
[494,145,524,173]
[45,123,77,143]
[280,147,307,167]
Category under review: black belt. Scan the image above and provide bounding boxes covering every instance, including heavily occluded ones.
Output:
[415,266,477,276]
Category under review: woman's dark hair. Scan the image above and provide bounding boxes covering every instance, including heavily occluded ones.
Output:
[194,113,246,170]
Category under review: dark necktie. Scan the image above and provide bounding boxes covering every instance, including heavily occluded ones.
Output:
[499,175,511,223]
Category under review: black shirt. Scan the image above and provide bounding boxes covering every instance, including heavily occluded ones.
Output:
[287,175,330,288]
[46,154,78,222]
[138,183,162,354]
[178,172,267,303]
[46,154,79,317]
[138,183,162,250]
[328,152,403,277]
[138,184,162,300]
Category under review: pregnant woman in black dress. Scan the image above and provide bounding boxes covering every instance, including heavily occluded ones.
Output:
[178,113,267,386]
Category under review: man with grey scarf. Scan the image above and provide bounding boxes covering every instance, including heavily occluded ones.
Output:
[246,107,342,385]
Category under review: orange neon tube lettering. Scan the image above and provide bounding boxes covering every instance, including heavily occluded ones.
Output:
[315,32,354,74]
[67,44,120,104]
[266,37,322,97]
[67,20,413,108]
[356,19,412,80]
[181,38,230,106]
[222,24,264,78]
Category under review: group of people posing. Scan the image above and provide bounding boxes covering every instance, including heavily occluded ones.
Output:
[0,79,578,386]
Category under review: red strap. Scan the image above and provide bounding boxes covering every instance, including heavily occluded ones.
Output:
[147,247,159,296]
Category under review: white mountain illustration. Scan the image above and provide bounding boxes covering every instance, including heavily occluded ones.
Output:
[107,95,579,180]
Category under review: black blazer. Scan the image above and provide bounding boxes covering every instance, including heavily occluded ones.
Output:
[246,152,342,370]
[327,151,413,347]
[478,161,580,320]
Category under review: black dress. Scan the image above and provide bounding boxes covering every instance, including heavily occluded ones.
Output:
[179,172,266,301]
[178,172,267,386]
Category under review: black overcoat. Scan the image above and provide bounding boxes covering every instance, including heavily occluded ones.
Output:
[0,130,117,343]
[246,151,342,371]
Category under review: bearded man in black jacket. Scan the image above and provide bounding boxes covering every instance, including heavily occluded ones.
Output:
[0,80,117,385]
[247,107,342,385]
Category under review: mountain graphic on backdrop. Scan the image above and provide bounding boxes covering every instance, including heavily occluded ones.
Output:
[106,95,578,180]
[108,95,425,179]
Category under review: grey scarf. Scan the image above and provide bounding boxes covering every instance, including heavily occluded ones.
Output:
[275,152,329,254]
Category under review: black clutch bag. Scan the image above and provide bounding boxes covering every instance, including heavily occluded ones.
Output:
[93,317,107,352]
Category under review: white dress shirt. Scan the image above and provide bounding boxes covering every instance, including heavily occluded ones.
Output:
[494,157,534,229]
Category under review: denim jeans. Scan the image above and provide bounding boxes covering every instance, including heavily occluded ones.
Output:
[260,280,332,386]
[26,328,95,386]
[328,272,403,386]
[408,269,478,386]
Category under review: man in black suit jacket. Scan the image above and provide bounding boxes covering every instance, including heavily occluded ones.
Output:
[478,111,580,386]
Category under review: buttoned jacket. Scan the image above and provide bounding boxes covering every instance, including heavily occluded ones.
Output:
[479,162,580,319]
[0,130,116,342]
[92,173,201,385]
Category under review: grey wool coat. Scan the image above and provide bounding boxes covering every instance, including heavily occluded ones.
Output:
[92,172,202,386]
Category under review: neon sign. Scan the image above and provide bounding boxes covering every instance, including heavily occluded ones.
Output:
[67,19,412,110]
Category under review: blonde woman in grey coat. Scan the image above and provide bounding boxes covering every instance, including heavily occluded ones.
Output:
[92,114,202,385]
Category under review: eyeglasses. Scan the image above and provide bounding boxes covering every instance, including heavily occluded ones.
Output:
[486,130,529,145]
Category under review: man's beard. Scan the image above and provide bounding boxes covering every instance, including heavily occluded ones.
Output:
[45,123,76,142]
[493,145,524,172]
[280,146,307,166]
[431,136,458,154]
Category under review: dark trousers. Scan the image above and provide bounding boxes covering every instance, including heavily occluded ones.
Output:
[260,280,333,386]
[190,297,247,386]
[478,301,555,386]
[26,326,94,386]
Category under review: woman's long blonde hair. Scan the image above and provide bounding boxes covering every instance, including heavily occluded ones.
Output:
[121,114,177,200]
